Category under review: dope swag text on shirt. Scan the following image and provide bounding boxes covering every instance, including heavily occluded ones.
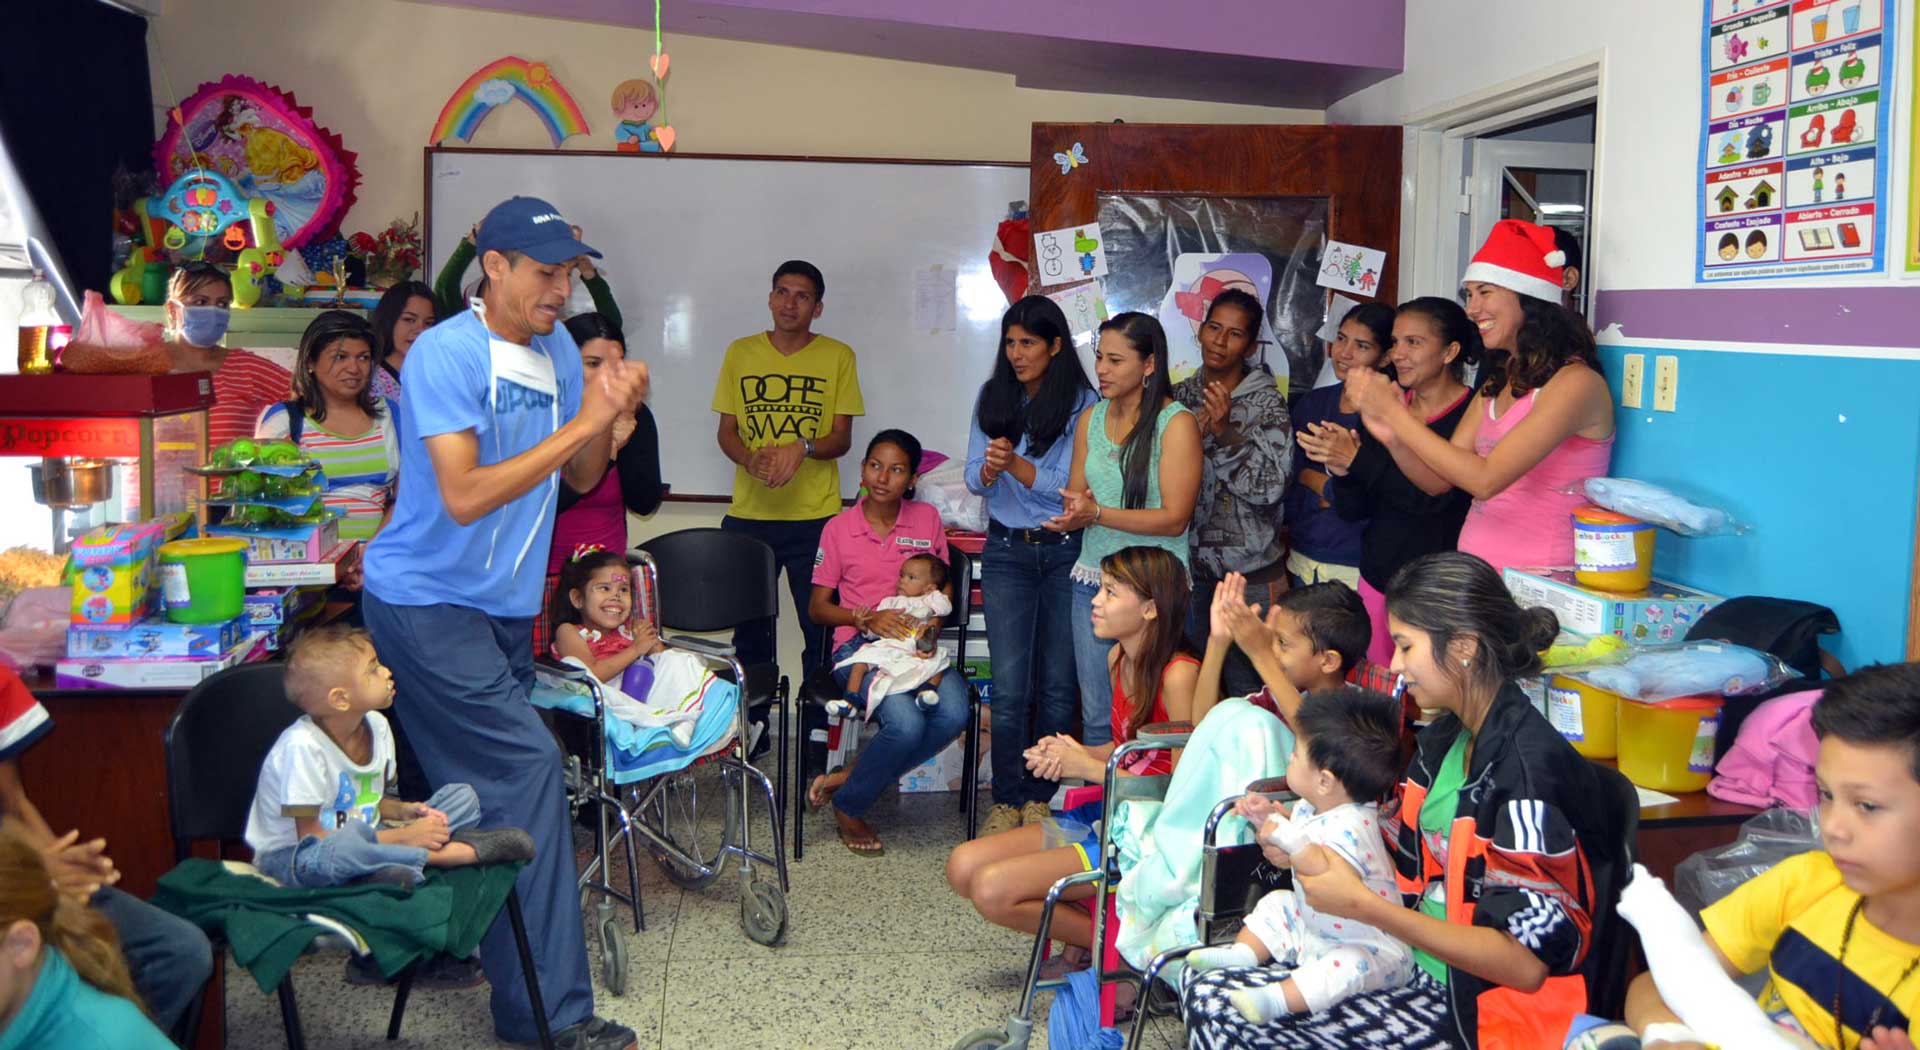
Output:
[737,372,827,443]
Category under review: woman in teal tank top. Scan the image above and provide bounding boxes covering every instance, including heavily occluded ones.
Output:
[1044,312,1201,746]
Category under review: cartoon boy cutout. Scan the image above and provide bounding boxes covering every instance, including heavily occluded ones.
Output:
[612,79,663,153]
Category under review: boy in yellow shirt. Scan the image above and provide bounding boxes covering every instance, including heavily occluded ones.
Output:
[712,260,864,677]
[1623,662,1920,1050]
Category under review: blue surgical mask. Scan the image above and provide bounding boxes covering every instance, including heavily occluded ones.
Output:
[179,305,231,347]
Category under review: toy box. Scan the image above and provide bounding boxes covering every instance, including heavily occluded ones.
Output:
[54,631,267,689]
[899,727,992,793]
[67,615,245,659]
[1502,568,1724,643]
[243,586,325,629]
[208,516,339,565]
[68,521,166,625]
[243,541,354,588]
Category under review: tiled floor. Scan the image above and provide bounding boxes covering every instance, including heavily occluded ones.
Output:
[222,772,1187,1049]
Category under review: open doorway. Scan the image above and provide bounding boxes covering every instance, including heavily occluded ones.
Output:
[1397,54,1604,318]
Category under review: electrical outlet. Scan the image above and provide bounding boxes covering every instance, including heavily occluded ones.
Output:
[1654,356,1679,412]
[1621,354,1645,409]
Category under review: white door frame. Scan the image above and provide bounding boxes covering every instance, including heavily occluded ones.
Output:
[1468,139,1595,252]
[1397,52,1608,304]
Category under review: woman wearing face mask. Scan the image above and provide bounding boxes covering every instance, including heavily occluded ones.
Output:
[1302,298,1479,665]
[1286,303,1393,590]
[532,312,663,660]
[367,280,438,402]
[1343,221,1614,574]
[163,262,293,448]
[1170,289,1293,698]
[1182,551,1625,1050]
[1044,312,1202,749]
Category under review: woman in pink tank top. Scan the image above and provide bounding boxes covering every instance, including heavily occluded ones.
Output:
[1344,220,1615,574]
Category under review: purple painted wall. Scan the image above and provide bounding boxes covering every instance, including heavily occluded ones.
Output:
[1596,287,1920,349]
[423,0,1404,107]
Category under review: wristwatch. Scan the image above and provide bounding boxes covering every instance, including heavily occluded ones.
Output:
[801,436,817,459]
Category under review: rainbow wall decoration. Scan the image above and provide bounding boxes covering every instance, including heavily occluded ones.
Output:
[431,57,591,148]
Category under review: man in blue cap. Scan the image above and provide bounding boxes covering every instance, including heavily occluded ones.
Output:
[363,196,646,1049]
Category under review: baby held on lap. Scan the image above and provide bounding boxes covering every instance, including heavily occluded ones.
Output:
[1188,689,1413,1021]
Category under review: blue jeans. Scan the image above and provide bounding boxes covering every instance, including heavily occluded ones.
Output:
[1070,578,1116,747]
[721,514,831,675]
[256,784,482,888]
[980,529,1082,805]
[363,593,593,1043]
[828,643,970,818]
[92,885,212,1034]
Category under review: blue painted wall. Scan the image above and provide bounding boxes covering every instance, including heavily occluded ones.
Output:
[1596,344,1920,669]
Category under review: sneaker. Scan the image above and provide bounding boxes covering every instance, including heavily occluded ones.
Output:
[981,803,1022,837]
[507,1016,638,1050]
[1020,801,1053,827]
[415,953,486,990]
[823,698,860,721]
[914,688,940,711]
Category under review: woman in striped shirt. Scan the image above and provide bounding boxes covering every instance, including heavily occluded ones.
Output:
[255,311,401,548]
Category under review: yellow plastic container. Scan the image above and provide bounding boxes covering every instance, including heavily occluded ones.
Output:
[1572,505,1657,593]
[1546,675,1620,758]
[1617,694,1725,793]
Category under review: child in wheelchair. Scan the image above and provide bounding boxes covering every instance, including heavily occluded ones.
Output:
[244,626,533,889]
[549,547,710,748]
[825,552,954,720]
[1186,688,1413,1022]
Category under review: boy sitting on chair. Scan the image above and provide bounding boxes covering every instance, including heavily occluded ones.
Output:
[1187,689,1413,1021]
[245,626,532,889]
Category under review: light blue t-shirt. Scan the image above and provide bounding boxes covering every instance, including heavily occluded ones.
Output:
[364,310,583,618]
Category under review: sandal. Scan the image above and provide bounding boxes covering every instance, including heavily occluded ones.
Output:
[833,809,885,856]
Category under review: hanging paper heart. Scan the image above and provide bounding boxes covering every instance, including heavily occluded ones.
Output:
[652,125,677,152]
[650,52,671,81]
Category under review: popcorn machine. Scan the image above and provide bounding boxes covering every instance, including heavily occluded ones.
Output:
[0,373,212,552]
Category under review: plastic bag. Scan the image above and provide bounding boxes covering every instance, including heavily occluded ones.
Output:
[0,586,70,673]
[917,460,987,533]
[59,290,171,374]
[1674,807,1820,914]
[1581,477,1745,537]
[1561,640,1797,702]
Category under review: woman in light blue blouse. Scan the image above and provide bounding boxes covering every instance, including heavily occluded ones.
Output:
[966,296,1094,838]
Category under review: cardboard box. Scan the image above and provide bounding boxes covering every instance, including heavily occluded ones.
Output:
[68,615,245,659]
[209,516,339,565]
[243,586,325,628]
[899,729,992,793]
[243,542,354,588]
[55,632,267,689]
[68,521,166,625]
[1502,568,1724,643]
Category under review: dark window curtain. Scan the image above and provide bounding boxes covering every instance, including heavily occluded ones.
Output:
[0,1,154,298]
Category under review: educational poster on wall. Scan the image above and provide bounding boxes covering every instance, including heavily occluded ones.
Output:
[1698,0,1893,281]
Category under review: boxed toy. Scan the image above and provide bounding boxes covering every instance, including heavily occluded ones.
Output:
[208,515,339,565]
[67,615,246,659]
[243,541,355,588]
[1502,568,1724,643]
[54,631,267,689]
[243,586,325,629]
[68,521,166,624]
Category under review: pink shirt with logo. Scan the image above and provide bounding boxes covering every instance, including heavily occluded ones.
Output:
[812,498,950,650]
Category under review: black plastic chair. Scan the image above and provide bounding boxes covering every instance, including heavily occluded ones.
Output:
[792,546,983,860]
[633,528,791,812]
[1583,761,1644,1023]
[163,661,554,1050]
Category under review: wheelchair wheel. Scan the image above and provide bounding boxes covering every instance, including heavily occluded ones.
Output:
[740,878,787,947]
[949,1027,1012,1050]
[598,913,629,996]
[645,766,737,891]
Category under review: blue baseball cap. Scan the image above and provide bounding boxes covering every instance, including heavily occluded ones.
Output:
[474,196,601,264]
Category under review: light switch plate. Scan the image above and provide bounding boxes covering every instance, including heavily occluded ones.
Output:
[1654,355,1679,412]
[1621,354,1645,409]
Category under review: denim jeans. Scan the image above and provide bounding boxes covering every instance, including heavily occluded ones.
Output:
[362,593,593,1042]
[256,783,483,888]
[721,515,831,675]
[1070,578,1117,747]
[828,647,971,818]
[91,885,213,1034]
[980,530,1082,805]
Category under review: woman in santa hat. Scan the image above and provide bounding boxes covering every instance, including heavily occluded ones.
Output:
[1341,220,1614,573]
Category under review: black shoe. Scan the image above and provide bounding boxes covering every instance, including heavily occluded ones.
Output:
[451,827,537,865]
[415,952,487,990]
[508,1016,638,1049]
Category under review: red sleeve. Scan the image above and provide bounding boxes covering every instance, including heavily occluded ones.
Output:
[0,668,51,763]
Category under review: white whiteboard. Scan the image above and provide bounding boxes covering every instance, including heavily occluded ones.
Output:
[427,149,1028,500]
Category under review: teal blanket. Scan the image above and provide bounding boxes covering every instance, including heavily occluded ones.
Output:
[1113,698,1292,976]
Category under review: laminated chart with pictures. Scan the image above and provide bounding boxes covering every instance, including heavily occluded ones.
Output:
[1698,0,1893,279]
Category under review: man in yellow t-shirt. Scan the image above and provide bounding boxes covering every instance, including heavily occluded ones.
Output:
[1625,663,1920,1050]
[712,260,864,676]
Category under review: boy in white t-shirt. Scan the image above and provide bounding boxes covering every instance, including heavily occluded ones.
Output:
[245,626,532,888]
[1187,688,1414,1021]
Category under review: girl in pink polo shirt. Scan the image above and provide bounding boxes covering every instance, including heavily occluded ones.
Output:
[803,429,969,855]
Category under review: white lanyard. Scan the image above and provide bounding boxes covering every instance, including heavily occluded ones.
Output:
[472,298,560,576]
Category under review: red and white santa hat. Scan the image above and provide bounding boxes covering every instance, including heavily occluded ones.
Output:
[1462,219,1565,303]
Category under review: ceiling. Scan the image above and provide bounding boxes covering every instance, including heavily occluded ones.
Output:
[413,0,1405,109]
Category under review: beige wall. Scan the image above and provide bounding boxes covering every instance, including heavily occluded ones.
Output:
[149,0,1323,237]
